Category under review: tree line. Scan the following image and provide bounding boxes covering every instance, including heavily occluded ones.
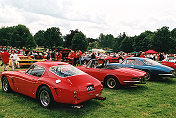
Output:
[0,24,176,53]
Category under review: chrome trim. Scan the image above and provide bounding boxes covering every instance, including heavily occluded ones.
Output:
[158,74,173,76]
[123,81,140,83]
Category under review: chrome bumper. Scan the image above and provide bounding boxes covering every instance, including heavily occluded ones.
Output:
[158,74,173,76]
[123,78,146,84]
[123,81,141,83]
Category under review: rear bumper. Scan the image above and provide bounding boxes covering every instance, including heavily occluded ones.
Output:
[53,89,102,105]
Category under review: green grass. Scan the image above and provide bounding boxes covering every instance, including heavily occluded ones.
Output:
[0,63,176,118]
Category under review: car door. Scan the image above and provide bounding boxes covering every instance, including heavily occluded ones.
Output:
[15,65,45,97]
[83,60,104,81]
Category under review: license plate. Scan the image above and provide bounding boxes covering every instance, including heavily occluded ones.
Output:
[87,85,94,92]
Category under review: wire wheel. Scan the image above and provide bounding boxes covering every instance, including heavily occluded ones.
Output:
[105,76,120,89]
[144,71,151,80]
[38,86,54,108]
[40,90,51,107]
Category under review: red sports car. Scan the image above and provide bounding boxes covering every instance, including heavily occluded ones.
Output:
[161,57,176,69]
[1,61,103,108]
[77,59,147,89]
[98,55,119,63]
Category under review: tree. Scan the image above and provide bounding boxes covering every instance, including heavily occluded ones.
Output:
[11,24,36,48]
[0,26,15,46]
[113,32,127,52]
[171,28,176,40]
[133,31,153,51]
[120,37,133,53]
[34,30,46,47]
[88,41,99,50]
[26,34,37,49]
[44,27,63,48]
[71,32,88,51]
[151,26,174,53]
[98,33,115,49]
[64,29,79,48]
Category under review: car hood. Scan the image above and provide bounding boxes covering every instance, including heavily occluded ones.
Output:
[115,68,146,77]
[150,64,174,72]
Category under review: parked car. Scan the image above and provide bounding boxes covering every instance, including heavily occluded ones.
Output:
[99,55,120,63]
[161,57,176,69]
[108,57,176,79]
[9,56,46,68]
[1,61,103,108]
[77,59,147,89]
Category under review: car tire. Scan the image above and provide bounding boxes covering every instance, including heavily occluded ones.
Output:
[2,76,11,92]
[105,76,121,89]
[38,86,54,108]
[143,70,151,80]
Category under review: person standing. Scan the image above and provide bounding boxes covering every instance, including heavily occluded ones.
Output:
[10,51,18,71]
[2,49,10,71]
[78,50,82,65]
[57,52,62,61]
[73,51,78,66]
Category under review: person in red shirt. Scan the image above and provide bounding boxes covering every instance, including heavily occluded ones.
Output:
[57,52,62,61]
[78,50,82,65]
[74,51,78,66]
[140,52,145,58]
[2,49,10,71]
[68,51,74,64]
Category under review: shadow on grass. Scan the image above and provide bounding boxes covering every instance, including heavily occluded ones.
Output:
[149,77,176,84]
[1,89,104,113]
[119,85,149,93]
[102,85,149,95]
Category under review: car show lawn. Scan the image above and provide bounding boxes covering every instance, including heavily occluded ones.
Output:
[0,64,176,118]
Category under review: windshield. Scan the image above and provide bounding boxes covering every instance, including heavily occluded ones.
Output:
[143,58,161,65]
[49,65,86,77]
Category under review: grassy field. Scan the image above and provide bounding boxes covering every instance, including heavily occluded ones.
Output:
[0,63,176,118]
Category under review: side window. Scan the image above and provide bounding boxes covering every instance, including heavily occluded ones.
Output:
[122,60,127,64]
[50,66,65,77]
[26,65,45,77]
[134,60,144,66]
[126,59,135,65]
[143,60,152,65]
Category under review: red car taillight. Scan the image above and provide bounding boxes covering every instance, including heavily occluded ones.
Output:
[74,90,80,100]
[101,84,103,90]
[74,91,78,98]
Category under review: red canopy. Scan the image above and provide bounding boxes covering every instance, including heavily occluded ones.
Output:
[145,50,158,54]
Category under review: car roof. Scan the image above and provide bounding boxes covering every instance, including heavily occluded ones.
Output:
[34,61,69,69]
[127,57,146,61]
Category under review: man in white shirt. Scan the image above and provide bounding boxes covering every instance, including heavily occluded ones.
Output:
[10,51,18,70]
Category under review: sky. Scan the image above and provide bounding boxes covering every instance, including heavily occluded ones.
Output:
[0,0,176,38]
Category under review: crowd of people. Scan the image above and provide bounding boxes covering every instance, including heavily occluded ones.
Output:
[0,46,174,71]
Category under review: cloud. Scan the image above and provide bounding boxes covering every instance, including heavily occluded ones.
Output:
[0,0,176,38]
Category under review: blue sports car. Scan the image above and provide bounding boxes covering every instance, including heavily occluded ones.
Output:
[107,57,176,80]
